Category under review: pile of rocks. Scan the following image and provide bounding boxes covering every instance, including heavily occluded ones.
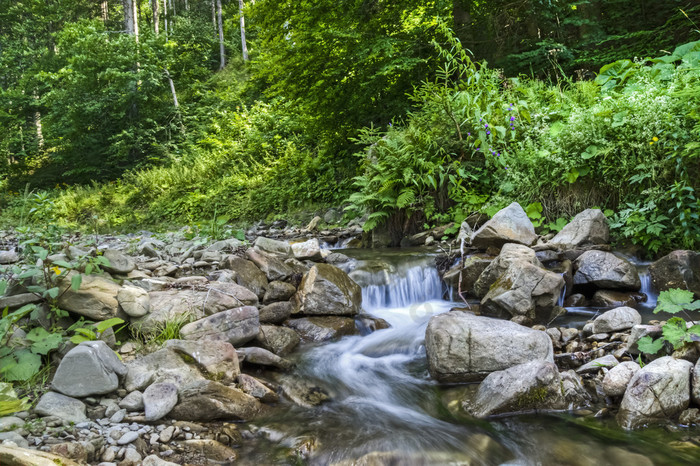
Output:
[0,232,368,464]
[431,203,700,430]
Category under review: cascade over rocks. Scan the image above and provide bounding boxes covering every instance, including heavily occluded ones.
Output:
[425,312,554,382]
[649,250,700,297]
[470,202,537,249]
[573,250,641,291]
[549,209,609,247]
[295,263,362,316]
[617,357,693,429]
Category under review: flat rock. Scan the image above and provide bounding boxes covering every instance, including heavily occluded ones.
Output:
[592,306,641,333]
[237,347,293,370]
[237,374,279,403]
[254,237,293,257]
[573,251,640,291]
[57,272,122,321]
[179,306,260,346]
[291,238,323,261]
[165,339,240,382]
[220,255,269,299]
[102,249,136,274]
[0,444,81,466]
[255,325,300,356]
[0,250,20,264]
[425,312,553,383]
[286,316,358,341]
[34,392,87,424]
[245,249,293,281]
[169,380,260,421]
[576,355,619,374]
[51,340,127,398]
[123,348,205,392]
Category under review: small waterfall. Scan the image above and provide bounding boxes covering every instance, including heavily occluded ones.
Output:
[558,280,567,307]
[361,265,443,310]
[639,268,658,308]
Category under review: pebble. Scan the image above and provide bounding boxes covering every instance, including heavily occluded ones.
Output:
[159,426,175,443]
[110,409,127,424]
[117,430,139,445]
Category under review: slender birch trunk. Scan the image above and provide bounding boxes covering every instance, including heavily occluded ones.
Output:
[239,0,248,61]
[217,0,225,69]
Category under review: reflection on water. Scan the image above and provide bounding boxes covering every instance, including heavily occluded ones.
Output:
[237,249,699,465]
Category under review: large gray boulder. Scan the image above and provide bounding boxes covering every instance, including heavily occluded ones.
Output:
[57,272,122,321]
[263,280,297,304]
[286,316,358,341]
[117,285,150,318]
[143,382,178,421]
[169,380,260,421]
[617,356,693,429]
[473,244,540,298]
[425,312,553,383]
[468,360,565,418]
[296,264,362,316]
[649,250,700,298]
[245,249,293,282]
[101,249,136,274]
[549,209,609,247]
[255,325,300,356]
[470,202,537,249]
[258,301,293,324]
[179,306,260,346]
[133,283,258,334]
[291,238,323,261]
[253,237,293,257]
[603,361,641,397]
[221,255,269,299]
[592,306,642,333]
[573,251,640,291]
[480,261,565,325]
[51,341,127,397]
[34,392,87,424]
[165,339,240,383]
[123,348,205,392]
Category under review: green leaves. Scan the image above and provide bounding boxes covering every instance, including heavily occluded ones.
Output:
[0,348,42,382]
[26,327,63,355]
[636,335,664,355]
[70,274,82,291]
[0,382,30,416]
[654,289,700,314]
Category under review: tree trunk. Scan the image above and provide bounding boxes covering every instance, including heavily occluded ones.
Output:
[33,93,44,150]
[101,0,109,23]
[238,0,248,61]
[152,0,159,34]
[212,0,216,29]
[123,0,135,34]
[217,0,225,69]
[239,0,248,61]
[163,0,168,37]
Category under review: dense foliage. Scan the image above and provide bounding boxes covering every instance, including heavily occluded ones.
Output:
[1,0,699,254]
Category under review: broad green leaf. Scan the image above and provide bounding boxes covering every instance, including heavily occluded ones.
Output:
[95,318,125,334]
[0,280,6,297]
[71,274,83,291]
[30,332,63,355]
[25,327,52,342]
[636,336,664,355]
[525,202,543,220]
[51,260,72,268]
[654,288,696,314]
[1,350,41,382]
[0,382,30,416]
[662,317,689,349]
[46,287,60,299]
[566,168,579,184]
[70,334,91,344]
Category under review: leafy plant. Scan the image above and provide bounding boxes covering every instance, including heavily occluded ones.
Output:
[0,382,30,416]
[69,317,125,345]
[637,288,700,355]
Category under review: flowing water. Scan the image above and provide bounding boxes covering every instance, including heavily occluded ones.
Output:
[239,248,699,465]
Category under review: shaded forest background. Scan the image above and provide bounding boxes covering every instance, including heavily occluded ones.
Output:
[1,0,699,254]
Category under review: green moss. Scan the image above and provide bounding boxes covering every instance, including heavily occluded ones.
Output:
[515,386,550,409]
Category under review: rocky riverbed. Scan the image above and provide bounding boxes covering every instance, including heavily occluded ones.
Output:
[1,205,700,465]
